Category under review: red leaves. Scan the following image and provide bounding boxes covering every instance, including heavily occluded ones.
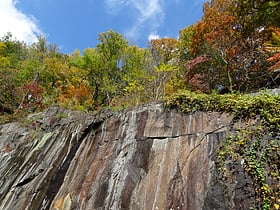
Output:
[185,56,211,93]
[188,73,210,93]
[185,56,211,70]
[18,81,44,112]
[188,0,278,91]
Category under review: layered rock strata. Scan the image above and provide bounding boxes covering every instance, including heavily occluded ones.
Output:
[0,105,252,210]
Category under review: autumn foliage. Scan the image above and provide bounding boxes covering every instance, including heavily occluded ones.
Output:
[185,0,279,92]
[265,28,280,72]
[18,81,44,112]
[0,0,279,117]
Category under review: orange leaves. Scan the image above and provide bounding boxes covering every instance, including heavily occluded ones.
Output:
[188,0,276,92]
[66,84,91,102]
[58,84,93,110]
[194,0,236,44]
[206,18,235,49]
[265,28,280,71]
[267,53,280,71]
[226,47,237,58]
[267,53,280,62]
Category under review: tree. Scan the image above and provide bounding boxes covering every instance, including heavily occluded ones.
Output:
[237,0,280,35]
[264,28,280,86]
[147,38,184,100]
[68,31,129,107]
[95,30,129,105]
[149,38,179,65]
[189,0,271,92]
[0,34,27,112]
[188,0,236,91]
[178,25,195,61]
[113,46,151,106]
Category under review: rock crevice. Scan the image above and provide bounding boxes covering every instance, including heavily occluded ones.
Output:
[0,104,255,209]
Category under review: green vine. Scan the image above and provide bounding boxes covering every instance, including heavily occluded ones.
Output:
[166,90,280,209]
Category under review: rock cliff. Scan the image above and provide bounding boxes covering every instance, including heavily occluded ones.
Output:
[0,104,262,209]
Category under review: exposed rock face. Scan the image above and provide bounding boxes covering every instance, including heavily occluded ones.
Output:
[0,105,255,209]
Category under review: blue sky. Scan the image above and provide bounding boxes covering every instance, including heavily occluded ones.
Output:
[0,0,206,54]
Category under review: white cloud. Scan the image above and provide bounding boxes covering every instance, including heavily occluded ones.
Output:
[104,0,128,14]
[148,32,160,41]
[134,0,163,22]
[105,0,164,43]
[0,0,43,44]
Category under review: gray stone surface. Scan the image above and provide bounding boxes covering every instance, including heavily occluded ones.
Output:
[0,105,257,210]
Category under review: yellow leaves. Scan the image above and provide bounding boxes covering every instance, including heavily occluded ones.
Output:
[0,56,10,67]
[265,28,280,50]
[0,42,11,67]
[155,63,177,73]
[261,184,271,194]
[124,80,143,93]
[0,42,5,53]
[272,30,280,45]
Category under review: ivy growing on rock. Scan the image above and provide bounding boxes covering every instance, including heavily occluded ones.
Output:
[166,90,280,209]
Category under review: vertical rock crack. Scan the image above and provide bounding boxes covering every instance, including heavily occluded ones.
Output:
[39,120,103,210]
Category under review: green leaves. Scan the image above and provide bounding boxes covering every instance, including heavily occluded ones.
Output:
[167,90,280,209]
[167,90,280,129]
